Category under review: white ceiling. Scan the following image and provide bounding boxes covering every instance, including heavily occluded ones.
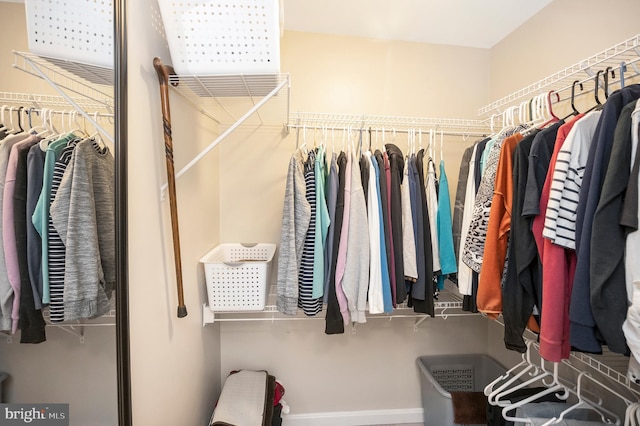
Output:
[1,0,553,48]
[283,0,554,49]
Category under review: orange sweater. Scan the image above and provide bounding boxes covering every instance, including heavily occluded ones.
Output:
[477,133,523,318]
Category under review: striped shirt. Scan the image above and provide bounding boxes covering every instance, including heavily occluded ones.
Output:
[298,150,322,316]
[48,139,79,323]
[543,111,601,249]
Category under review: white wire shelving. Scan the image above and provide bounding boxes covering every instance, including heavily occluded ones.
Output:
[12,51,115,143]
[479,34,640,117]
[167,72,290,127]
[1,309,116,344]
[202,280,478,329]
[13,51,114,112]
[289,112,492,138]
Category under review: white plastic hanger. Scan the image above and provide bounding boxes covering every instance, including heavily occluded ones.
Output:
[501,362,570,423]
[485,340,537,401]
[541,371,624,425]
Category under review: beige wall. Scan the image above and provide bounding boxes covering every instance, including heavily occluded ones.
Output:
[216,31,493,418]
[489,0,640,103]
[126,0,222,425]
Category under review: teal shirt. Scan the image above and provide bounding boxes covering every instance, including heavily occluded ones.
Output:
[436,160,457,291]
[312,146,330,299]
[480,137,496,176]
[32,135,74,303]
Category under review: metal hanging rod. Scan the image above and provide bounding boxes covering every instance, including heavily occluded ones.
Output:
[289,112,492,138]
[479,33,640,116]
[0,91,110,111]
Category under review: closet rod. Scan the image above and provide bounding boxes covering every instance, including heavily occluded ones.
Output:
[287,124,488,138]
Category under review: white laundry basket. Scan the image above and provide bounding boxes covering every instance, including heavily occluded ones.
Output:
[24,0,114,69]
[201,243,276,312]
[156,0,281,75]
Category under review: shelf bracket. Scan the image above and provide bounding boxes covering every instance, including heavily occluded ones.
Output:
[414,316,428,332]
[0,330,11,343]
[57,325,85,344]
[203,303,215,326]
[160,77,290,199]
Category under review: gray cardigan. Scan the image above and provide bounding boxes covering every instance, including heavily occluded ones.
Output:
[50,138,115,321]
[276,150,310,315]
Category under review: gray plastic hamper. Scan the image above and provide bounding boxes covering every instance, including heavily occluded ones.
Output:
[416,354,508,426]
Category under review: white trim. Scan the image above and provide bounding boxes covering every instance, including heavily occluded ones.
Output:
[282,408,424,426]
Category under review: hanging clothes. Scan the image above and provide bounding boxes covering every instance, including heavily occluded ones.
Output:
[0,133,30,332]
[572,84,640,355]
[312,145,329,299]
[276,150,310,316]
[457,143,479,298]
[335,150,353,324]
[452,144,476,267]
[298,150,322,316]
[325,151,347,334]
[386,143,406,304]
[341,151,369,323]
[47,139,80,323]
[425,158,440,275]
[408,154,427,309]
[534,118,582,362]
[32,135,75,306]
[462,134,504,274]
[5,135,44,342]
[323,152,338,303]
[436,159,456,290]
[589,98,640,355]
[401,157,417,283]
[26,143,46,310]
[502,129,540,353]
[379,151,396,308]
[413,149,435,316]
[476,133,523,318]
[371,154,393,313]
[51,138,115,322]
[365,151,384,314]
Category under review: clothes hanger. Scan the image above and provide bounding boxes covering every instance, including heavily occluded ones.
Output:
[493,355,564,407]
[603,66,613,100]
[585,69,605,113]
[562,80,584,120]
[541,371,624,426]
[501,362,570,424]
[439,130,444,164]
[485,340,538,402]
[624,402,640,426]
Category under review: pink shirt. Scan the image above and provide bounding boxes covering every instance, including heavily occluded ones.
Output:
[4,136,37,333]
[533,117,581,361]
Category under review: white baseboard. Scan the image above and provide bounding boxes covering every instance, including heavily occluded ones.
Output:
[282,408,424,426]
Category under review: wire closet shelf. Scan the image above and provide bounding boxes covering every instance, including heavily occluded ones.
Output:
[166,72,290,127]
[478,33,640,116]
[202,280,475,327]
[288,112,492,138]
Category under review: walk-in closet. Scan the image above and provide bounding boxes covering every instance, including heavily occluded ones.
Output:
[1,0,640,425]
